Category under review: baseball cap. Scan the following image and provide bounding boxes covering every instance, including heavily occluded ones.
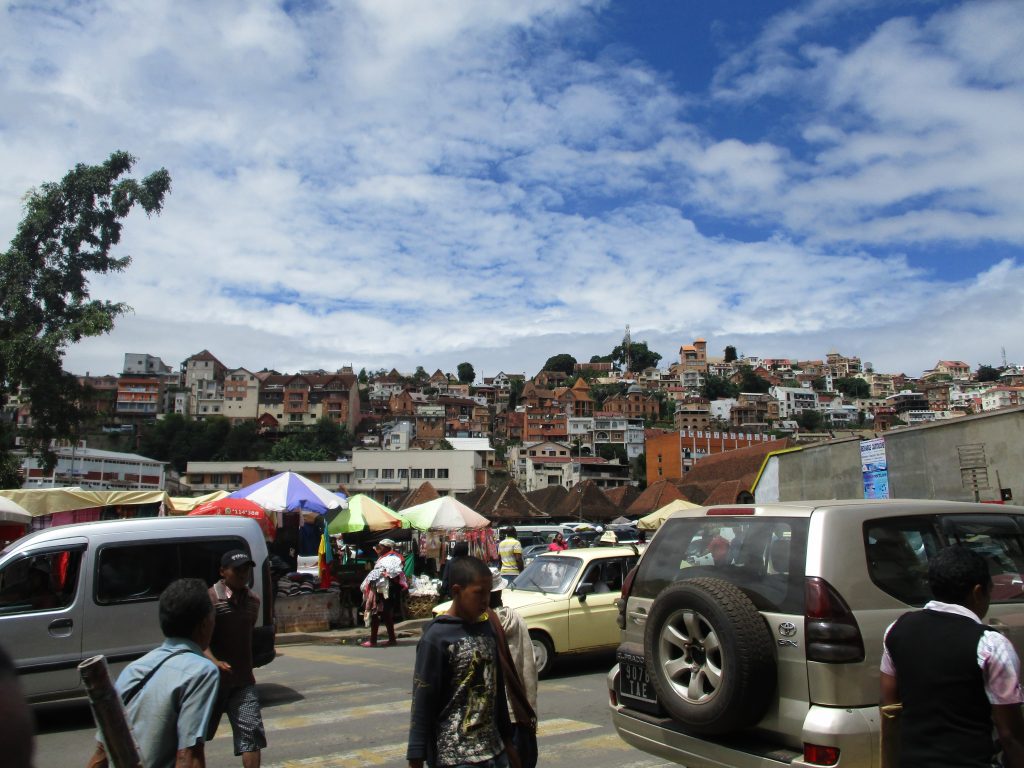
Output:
[491,570,507,592]
[221,549,255,569]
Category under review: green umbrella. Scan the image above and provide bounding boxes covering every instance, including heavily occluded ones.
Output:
[327,494,406,534]
[399,496,490,531]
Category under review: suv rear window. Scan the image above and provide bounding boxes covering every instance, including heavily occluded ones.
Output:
[865,514,1024,605]
[633,517,808,613]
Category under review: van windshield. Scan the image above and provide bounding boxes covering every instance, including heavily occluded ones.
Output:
[634,517,809,613]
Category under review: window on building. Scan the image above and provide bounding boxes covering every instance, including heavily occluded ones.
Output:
[424,469,436,478]
[382,469,395,479]
[411,468,423,479]
[437,468,449,479]
[398,469,408,478]
[366,469,378,479]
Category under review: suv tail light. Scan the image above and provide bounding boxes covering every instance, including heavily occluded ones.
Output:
[615,564,640,629]
[805,577,864,663]
[803,743,840,765]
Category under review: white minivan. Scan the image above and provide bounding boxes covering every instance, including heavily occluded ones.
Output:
[0,515,274,703]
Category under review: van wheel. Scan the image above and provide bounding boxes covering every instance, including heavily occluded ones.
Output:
[530,631,555,678]
[644,578,775,735]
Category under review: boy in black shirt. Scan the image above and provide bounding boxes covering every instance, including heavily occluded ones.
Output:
[407,556,520,768]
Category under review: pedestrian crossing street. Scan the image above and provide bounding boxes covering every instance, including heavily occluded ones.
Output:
[206,643,674,768]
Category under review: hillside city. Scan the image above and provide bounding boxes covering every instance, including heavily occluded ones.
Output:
[9,337,1022,508]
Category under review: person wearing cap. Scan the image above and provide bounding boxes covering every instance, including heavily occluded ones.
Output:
[360,538,408,647]
[488,571,539,768]
[205,550,266,768]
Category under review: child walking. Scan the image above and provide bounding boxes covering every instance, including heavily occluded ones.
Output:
[406,556,521,768]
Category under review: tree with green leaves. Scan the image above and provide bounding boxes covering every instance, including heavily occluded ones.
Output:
[976,364,1002,382]
[738,366,771,393]
[615,340,662,372]
[542,353,577,376]
[834,377,871,399]
[457,362,475,384]
[0,151,170,483]
[702,374,739,400]
[723,345,738,363]
[796,409,824,432]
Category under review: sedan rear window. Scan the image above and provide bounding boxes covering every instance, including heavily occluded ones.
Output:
[633,517,809,613]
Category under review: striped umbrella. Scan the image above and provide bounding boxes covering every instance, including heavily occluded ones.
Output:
[327,494,405,534]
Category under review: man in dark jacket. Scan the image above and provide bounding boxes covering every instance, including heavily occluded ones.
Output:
[205,550,266,768]
[881,545,1024,767]
[407,556,519,768]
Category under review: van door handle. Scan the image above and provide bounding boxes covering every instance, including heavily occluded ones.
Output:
[48,618,73,638]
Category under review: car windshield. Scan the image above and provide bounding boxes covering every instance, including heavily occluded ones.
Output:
[512,556,581,594]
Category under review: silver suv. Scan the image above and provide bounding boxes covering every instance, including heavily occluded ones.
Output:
[608,500,1024,768]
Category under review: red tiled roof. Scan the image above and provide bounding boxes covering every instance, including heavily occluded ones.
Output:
[674,438,793,506]
[626,479,687,516]
[604,484,640,511]
[524,485,569,515]
[397,481,441,510]
[554,480,620,522]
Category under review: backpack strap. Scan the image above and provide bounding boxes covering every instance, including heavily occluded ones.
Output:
[121,649,191,706]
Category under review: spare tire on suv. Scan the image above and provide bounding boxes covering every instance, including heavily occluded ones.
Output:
[644,577,776,735]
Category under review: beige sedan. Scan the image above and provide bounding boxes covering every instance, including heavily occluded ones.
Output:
[435,546,641,675]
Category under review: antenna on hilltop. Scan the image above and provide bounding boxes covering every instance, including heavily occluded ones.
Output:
[1002,347,1008,369]
[622,324,632,374]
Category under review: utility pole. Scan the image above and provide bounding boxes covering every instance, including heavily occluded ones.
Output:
[622,324,632,375]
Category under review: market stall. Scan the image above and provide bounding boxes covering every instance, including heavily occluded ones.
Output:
[637,498,701,530]
[398,496,495,618]
[229,471,347,632]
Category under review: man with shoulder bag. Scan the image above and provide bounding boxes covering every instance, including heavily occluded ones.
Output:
[86,578,221,768]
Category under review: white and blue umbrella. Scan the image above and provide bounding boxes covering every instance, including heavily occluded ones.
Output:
[228,471,345,515]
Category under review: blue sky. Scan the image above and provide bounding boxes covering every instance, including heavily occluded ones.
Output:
[2,0,1022,379]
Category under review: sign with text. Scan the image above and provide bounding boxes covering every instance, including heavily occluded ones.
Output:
[861,438,890,499]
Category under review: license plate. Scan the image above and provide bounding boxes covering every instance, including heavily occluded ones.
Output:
[617,651,657,705]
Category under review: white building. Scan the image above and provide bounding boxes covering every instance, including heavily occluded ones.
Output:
[567,415,646,459]
[769,386,820,418]
[710,398,737,423]
[349,448,483,499]
[22,445,166,491]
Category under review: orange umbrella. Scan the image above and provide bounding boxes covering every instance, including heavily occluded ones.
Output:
[189,498,276,540]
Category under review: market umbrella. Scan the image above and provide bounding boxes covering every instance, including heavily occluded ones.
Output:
[399,496,490,531]
[327,494,405,534]
[188,498,277,540]
[638,498,702,531]
[227,471,345,515]
[0,495,31,525]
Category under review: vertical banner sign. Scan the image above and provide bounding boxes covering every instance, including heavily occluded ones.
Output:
[861,437,890,499]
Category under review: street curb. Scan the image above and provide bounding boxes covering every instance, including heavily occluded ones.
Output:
[275,617,432,646]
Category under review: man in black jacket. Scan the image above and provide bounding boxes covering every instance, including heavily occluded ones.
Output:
[881,545,1024,767]
[406,556,520,768]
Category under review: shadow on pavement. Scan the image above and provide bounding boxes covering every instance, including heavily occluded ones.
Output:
[257,682,305,708]
[34,700,94,734]
[547,650,615,680]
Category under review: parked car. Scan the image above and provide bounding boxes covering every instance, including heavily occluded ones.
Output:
[609,499,1024,768]
[435,546,640,676]
[0,516,274,704]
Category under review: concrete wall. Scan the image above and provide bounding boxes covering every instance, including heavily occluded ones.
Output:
[762,407,1024,506]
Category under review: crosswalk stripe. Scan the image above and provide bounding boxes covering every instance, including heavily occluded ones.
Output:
[276,646,399,670]
[262,698,411,731]
[262,717,606,767]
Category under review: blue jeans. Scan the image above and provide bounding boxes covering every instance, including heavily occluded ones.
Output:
[448,752,509,768]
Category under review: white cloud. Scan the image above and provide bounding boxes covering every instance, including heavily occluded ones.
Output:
[0,0,1022,383]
